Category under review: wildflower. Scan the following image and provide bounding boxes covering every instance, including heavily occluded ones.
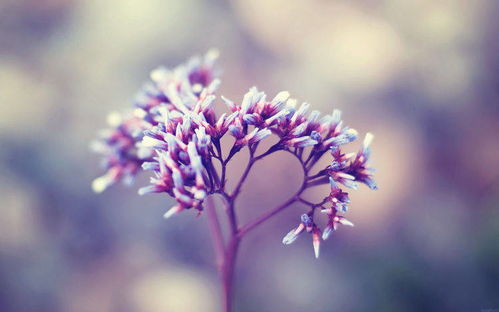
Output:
[92,51,377,259]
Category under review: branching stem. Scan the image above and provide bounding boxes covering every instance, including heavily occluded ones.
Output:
[206,140,323,312]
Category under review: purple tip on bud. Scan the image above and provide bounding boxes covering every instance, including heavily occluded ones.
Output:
[282,228,299,245]
[221,96,236,111]
[138,185,160,195]
[243,113,259,124]
[335,216,354,227]
[300,214,314,229]
[310,130,321,142]
[141,136,167,149]
[341,179,359,190]
[241,88,258,114]
[331,109,342,124]
[249,128,272,144]
[364,177,378,190]
[163,205,183,219]
[286,136,318,148]
[363,132,374,149]
[322,226,333,240]
[264,109,288,126]
[271,91,290,106]
[228,124,244,139]
[142,162,160,171]
[92,175,113,193]
[323,128,358,147]
[282,223,305,245]
[312,229,321,258]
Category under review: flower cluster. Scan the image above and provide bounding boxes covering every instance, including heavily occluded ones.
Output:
[91,50,219,193]
[92,51,377,258]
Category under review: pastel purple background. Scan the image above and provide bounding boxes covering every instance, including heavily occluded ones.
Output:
[1,0,498,311]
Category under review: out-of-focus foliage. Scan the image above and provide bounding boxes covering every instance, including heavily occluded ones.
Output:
[0,0,498,311]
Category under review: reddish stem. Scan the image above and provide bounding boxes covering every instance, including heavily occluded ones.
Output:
[206,144,312,311]
[222,235,240,312]
[205,195,225,269]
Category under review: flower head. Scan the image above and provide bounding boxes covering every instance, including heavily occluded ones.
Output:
[92,51,377,257]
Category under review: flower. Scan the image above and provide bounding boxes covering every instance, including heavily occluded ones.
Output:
[91,110,153,193]
[92,50,219,193]
[93,51,377,257]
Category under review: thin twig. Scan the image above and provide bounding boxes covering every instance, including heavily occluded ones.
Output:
[237,193,300,237]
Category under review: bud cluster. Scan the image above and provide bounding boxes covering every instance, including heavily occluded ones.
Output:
[92,51,377,257]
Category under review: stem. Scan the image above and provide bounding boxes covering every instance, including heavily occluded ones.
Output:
[219,189,240,312]
[205,195,225,269]
[222,235,240,312]
[230,145,257,198]
[206,143,311,311]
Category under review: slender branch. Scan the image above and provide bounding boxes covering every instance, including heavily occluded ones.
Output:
[297,197,316,206]
[206,159,221,190]
[237,149,310,237]
[226,199,238,234]
[230,163,254,199]
[303,148,315,167]
[297,196,328,208]
[306,169,327,181]
[307,175,329,187]
[254,141,283,160]
[237,178,308,237]
[305,149,327,172]
[237,193,300,237]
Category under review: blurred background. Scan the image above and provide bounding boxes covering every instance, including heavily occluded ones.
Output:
[1,0,498,311]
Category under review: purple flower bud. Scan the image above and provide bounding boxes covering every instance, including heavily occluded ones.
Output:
[163,205,183,219]
[92,172,116,193]
[333,215,354,227]
[300,214,314,228]
[138,185,161,195]
[291,122,308,137]
[312,228,321,258]
[246,128,272,145]
[333,172,359,190]
[289,102,310,126]
[264,109,288,126]
[221,96,236,111]
[241,87,259,114]
[282,223,305,245]
[142,162,160,171]
[270,91,290,110]
[323,128,358,147]
[310,130,321,142]
[243,113,261,125]
[322,225,333,240]
[285,136,318,148]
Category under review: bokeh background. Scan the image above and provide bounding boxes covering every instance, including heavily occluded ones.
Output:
[1,0,499,311]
